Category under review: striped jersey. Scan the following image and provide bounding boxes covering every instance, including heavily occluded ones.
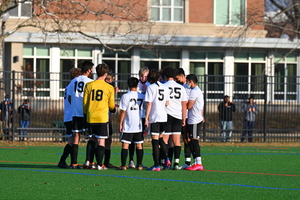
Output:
[119,91,145,133]
[83,80,115,124]
[67,75,93,117]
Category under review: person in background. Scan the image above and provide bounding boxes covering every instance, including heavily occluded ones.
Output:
[218,95,236,142]
[241,96,259,143]
[18,99,31,141]
[0,94,13,141]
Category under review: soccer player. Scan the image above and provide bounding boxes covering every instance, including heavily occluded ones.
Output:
[58,67,82,168]
[128,67,150,169]
[185,74,205,171]
[83,63,116,170]
[145,69,169,171]
[118,77,145,170]
[67,61,94,169]
[175,68,192,169]
[162,66,187,170]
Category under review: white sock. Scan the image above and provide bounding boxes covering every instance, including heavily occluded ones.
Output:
[195,157,202,165]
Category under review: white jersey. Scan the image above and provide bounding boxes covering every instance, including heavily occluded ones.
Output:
[187,86,204,124]
[138,81,150,118]
[164,80,188,119]
[119,91,145,133]
[183,83,191,118]
[145,82,169,123]
[67,75,93,117]
[64,83,72,122]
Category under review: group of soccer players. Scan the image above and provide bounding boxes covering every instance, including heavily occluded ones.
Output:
[58,61,204,171]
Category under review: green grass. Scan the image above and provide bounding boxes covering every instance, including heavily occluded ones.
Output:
[0,145,299,200]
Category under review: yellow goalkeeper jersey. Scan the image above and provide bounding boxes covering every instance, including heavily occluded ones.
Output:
[83,80,115,124]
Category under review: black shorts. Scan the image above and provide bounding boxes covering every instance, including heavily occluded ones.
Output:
[109,123,113,135]
[150,122,165,136]
[120,132,144,144]
[164,114,182,135]
[72,117,85,133]
[89,123,109,139]
[64,121,73,137]
[187,122,202,139]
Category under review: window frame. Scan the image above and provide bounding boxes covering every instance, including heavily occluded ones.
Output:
[150,0,185,23]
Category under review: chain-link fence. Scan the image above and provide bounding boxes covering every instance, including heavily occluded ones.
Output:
[0,71,299,142]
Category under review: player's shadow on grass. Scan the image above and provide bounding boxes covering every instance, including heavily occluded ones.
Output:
[0,163,59,169]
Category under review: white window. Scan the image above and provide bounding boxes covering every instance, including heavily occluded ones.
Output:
[151,0,184,22]
[8,1,32,18]
[215,0,245,26]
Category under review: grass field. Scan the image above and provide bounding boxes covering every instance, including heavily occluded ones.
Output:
[0,142,299,200]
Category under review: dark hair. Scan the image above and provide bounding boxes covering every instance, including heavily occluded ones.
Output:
[80,60,94,73]
[69,67,82,79]
[175,68,185,76]
[96,63,109,77]
[127,77,139,88]
[163,66,176,79]
[147,69,160,84]
[186,74,198,84]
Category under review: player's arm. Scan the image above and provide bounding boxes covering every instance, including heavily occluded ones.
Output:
[187,99,195,110]
[119,110,126,133]
[144,101,152,128]
[109,88,116,113]
[83,84,89,115]
[181,101,187,126]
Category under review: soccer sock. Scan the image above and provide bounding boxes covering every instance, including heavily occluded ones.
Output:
[173,146,181,165]
[129,143,135,161]
[184,142,191,165]
[121,149,128,167]
[136,149,144,166]
[59,144,72,164]
[159,138,168,160]
[71,144,78,165]
[195,157,202,165]
[95,145,105,166]
[85,140,95,162]
[104,149,111,166]
[190,139,200,159]
[168,147,174,163]
[152,139,160,166]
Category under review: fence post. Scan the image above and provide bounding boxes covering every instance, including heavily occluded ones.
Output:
[203,74,207,142]
[12,70,15,142]
[264,75,267,143]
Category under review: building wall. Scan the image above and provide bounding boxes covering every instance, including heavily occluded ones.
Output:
[189,0,213,23]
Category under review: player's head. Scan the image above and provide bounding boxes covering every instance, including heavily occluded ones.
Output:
[105,73,115,83]
[96,63,109,77]
[127,77,139,89]
[147,69,160,84]
[80,60,94,74]
[186,74,198,88]
[139,67,149,83]
[69,67,82,79]
[224,95,230,102]
[163,66,176,79]
[175,68,186,85]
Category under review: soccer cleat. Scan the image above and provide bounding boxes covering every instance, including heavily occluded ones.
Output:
[172,165,180,170]
[136,165,143,171]
[180,163,191,170]
[142,164,147,169]
[89,162,96,169]
[83,160,90,169]
[186,164,204,171]
[128,160,135,169]
[116,166,127,171]
[97,165,108,170]
[71,164,82,169]
[106,163,117,168]
[58,162,69,169]
[165,158,171,167]
[146,165,161,171]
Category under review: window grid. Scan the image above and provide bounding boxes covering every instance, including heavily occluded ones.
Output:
[151,0,184,22]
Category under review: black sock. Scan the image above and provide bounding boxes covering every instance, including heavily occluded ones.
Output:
[184,142,191,165]
[104,149,111,166]
[136,149,144,166]
[95,145,105,166]
[71,144,78,165]
[190,140,200,159]
[173,146,181,165]
[121,149,128,167]
[152,139,160,166]
[168,147,174,162]
[86,140,95,162]
[59,144,72,164]
[129,143,135,161]
[159,138,168,160]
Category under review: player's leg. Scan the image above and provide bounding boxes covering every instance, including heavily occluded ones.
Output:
[147,123,161,171]
[104,123,116,168]
[182,123,191,169]
[128,143,135,168]
[118,133,133,170]
[168,136,174,163]
[162,115,172,169]
[134,132,144,170]
[58,121,73,168]
[95,123,109,170]
[186,122,204,171]
[171,117,182,170]
[70,117,82,169]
